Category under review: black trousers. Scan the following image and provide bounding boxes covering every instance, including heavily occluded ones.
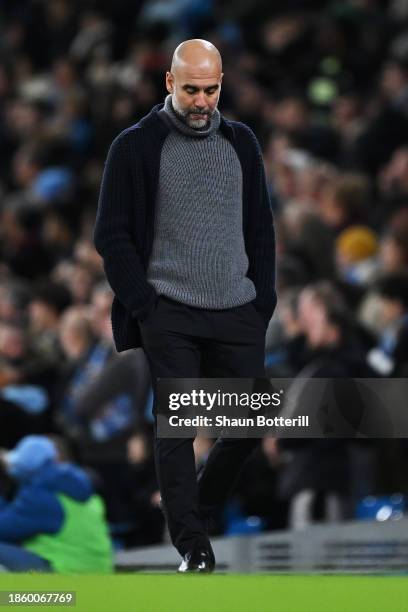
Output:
[139,295,266,556]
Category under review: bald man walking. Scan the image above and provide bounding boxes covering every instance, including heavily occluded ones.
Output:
[94,40,276,572]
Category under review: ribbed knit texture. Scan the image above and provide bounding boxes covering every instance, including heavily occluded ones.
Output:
[145,95,256,308]
[94,103,276,352]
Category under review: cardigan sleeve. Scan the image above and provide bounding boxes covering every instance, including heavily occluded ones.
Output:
[93,134,158,319]
[245,129,277,325]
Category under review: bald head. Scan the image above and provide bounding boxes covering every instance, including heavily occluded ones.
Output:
[166,39,223,129]
[171,39,222,75]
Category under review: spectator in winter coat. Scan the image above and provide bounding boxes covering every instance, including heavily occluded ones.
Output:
[0,435,113,573]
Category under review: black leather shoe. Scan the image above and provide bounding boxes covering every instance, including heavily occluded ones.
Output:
[177,546,215,573]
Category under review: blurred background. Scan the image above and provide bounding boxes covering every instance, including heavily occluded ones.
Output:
[0,0,408,555]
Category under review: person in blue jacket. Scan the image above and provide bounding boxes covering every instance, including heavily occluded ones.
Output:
[0,435,113,573]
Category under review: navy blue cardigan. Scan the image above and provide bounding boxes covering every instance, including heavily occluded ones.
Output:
[94,103,277,352]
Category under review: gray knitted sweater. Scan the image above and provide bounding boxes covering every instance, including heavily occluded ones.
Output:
[145,94,256,309]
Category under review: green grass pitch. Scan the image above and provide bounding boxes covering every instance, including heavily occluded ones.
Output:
[1,574,408,611]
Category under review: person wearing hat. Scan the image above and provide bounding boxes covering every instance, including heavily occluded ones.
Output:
[0,435,113,573]
[336,225,379,285]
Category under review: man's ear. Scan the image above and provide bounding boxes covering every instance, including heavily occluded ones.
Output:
[166,71,174,94]
[218,73,224,94]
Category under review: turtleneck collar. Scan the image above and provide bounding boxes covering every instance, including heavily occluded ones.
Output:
[160,94,221,138]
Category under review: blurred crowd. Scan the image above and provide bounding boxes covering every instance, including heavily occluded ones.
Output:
[0,0,408,549]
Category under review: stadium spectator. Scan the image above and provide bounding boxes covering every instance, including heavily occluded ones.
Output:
[0,435,113,573]
[27,280,71,366]
[367,273,408,377]
[378,209,408,274]
[335,225,378,286]
[276,281,374,529]
[318,173,369,233]
[55,303,152,536]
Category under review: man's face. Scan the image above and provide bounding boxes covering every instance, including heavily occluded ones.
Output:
[298,290,333,348]
[166,64,223,129]
[378,296,403,326]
